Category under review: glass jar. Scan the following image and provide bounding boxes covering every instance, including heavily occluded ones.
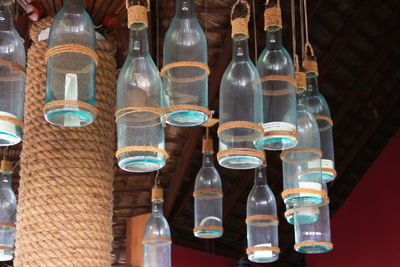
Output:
[193,138,223,239]
[45,0,96,127]
[116,3,166,173]
[162,0,209,127]
[0,0,26,146]
[246,166,279,263]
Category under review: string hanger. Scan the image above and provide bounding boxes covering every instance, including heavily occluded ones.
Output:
[230,0,250,38]
[301,0,319,75]
[291,0,306,92]
[154,170,160,188]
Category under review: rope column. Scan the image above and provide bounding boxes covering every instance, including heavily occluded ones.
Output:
[14,17,116,266]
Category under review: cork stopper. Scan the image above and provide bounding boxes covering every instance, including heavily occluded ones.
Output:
[231,0,250,38]
[264,0,282,30]
[303,57,319,76]
[0,160,13,172]
[295,71,307,93]
[202,138,214,154]
[152,187,163,202]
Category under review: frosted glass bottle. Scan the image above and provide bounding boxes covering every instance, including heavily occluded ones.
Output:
[218,32,263,170]
[0,164,17,261]
[257,4,297,151]
[193,138,223,239]
[143,188,171,267]
[162,0,208,127]
[306,69,335,182]
[45,0,96,127]
[0,0,26,146]
[116,16,165,172]
[246,166,279,263]
[281,91,323,205]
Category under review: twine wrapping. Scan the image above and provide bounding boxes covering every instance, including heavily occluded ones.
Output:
[264,0,282,30]
[193,225,223,234]
[217,148,265,162]
[0,160,13,172]
[115,107,165,122]
[218,121,264,136]
[294,242,333,250]
[303,43,318,75]
[295,71,307,93]
[143,237,171,244]
[0,59,26,75]
[127,5,148,28]
[115,146,169,160]
[193,189,223,198]
[281,188,324,200]
[151,187,163,201]
[202,138,214,153]
[0,115,24,130]
[43,100,98,119]
[245,215,279,224]
[15,18,116,266]
[247,246,281,254]
[45,43,99,65]
[160,61,210,77]
[314,115,333,127]
[231,0,250,37]
[164,104,212,121]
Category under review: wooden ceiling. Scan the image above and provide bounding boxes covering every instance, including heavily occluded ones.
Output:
[3,0,400,266]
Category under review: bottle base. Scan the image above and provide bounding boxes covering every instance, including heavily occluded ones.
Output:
[248,252,278,263]
[0,131,22,147]
[166,110,208,127]
[295,244,332,254]
[263,135,298,151]
[322,171,335,183]
[285,196,323,206]
[194,229,223,239]
[0,117,23,146]
[118,154,166,173]
[0,249,13,261]
[44,105,95,127]
[218,155,263,170]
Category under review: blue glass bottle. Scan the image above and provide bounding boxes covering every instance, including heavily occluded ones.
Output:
[45,0,96,127]
[0,0,26,146]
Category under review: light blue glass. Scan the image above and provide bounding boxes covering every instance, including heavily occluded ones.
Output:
[163,0,208,127]
[306,68,335,182]
[143,189,171,267]
[257,21,297,151]
[0,167,17,261]
[281,91,323,205]
[45,0,96,127]
[246,166,279,263]
[194,142,222,239]
[0,0,26,146]
[218,32,263,170]
[116,19,165,173]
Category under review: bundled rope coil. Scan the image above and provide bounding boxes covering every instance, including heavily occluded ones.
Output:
[14,17,116,266]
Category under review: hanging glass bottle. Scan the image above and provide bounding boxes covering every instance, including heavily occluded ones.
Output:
[0,160,16,261]
[257,0,298,151]
[44,0,97,127]
[246,165,279,263]
[281,80,323,205]
[193,133,223,239]
[143,185,171,267]
[161,0,210,127]
[0,0,26,146]
[294,183,332,254]
[303,50,335,182]
[218,0,264,170]
[115,1,167,173]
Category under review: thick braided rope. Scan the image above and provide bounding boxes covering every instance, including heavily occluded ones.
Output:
[15,18,116,267]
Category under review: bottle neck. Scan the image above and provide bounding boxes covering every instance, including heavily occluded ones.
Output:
[202,153,214,167]
[0,1,14,31]
[0,173,12,189]
[128,24,149,56]
[254,167,267,186]
[176,0,195,17]
[306,74,319,96]
[297,91,308,106]
[151,201,164,216]
[232,35,250,61]
[64,0,84,8]
[265,28,283,50]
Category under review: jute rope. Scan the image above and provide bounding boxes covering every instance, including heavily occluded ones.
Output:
[193,189,223,198]
[43,100,99,118]
[193,225,223,234]
[294,242,333,250]
[281,188,324,200]
[264,0,282,29]
[15,18,116,267]
[247,246,280,254]
[0,115,24,129]
[127,5,148,28]
[45,44,99,65]
[115,146,169,160]
[0,59,26,75]
[245,215,279,224]
[143,237,171,244]
[160,61,210,77]
[217,121,264,136]
[231,0,250,37]
[164,104,212,120]
[217,148,265,162]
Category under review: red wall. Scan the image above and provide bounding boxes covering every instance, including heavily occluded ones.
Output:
[307,130,400,267]
[172,245,236,267]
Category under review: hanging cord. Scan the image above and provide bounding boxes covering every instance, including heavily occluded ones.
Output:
[291,0,299,71]
[303,0,314,56]
[154,170,160,188]
[252,0,257,64]
[156,0,160,69]
[299,0,305,60]
[205,0,208,37]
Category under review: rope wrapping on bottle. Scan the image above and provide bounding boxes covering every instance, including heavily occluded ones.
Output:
[0,245,14,252]
[45,44,98,65]
[0,59,26,75]
[280,148,322,162]
[164,104,212,120]
[0,222,16,227]
[0,115,24,130]
[231,0,250,37]
[217,148,265,162]
[127,5,148,28]
[294,242,333,250]
[295,71,307,93]
[281,188,324,200]
[160,61,210,77]
[115,107,165,122]
[193,189,223,198]
[193,225,224,234]
[322,168,337,178]
[264,0,282,29]
[43,100,98,118]
[246,215,279,226]
[218,121,264,136]
[246,246,281,254]
[115,146,169,159]
[142,237,172,244]
[314,114,333,127]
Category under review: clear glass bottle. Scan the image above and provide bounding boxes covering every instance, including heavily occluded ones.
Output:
[162,0,208,127]
[257,3,297,151]
[294,184,332,254]
[218,30,263,169]
[305,65,335,182]
[246,166,279,263]
[0,0,26,146]
[194,138,223,239]
[116,8,165,173]
[45,0,96,127]
[0,161,17,261]
[281,90,323,205]
[143,187,171,267]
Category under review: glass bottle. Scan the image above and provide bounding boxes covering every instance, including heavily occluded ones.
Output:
[162,0,208,127]
[0,161,17,261]
[281,90,323,205]
[257,2,297,151]
[218,18,263,170]
[194,137,223,239]
[45,0,96,127]
[246,166,279,263]
[305,64,335,182]
[143,187,171,267]
[0,0,26,146]
[116,7,165,173]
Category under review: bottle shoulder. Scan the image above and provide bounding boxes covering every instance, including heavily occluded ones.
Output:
[220,60,261,91]
[307,94,331,117]
[144,215,171,239]
[194,167,222,191]
[296,105,321,150]
[257,47,294,76]
[246,186,277,216]
[0,30,26,65]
